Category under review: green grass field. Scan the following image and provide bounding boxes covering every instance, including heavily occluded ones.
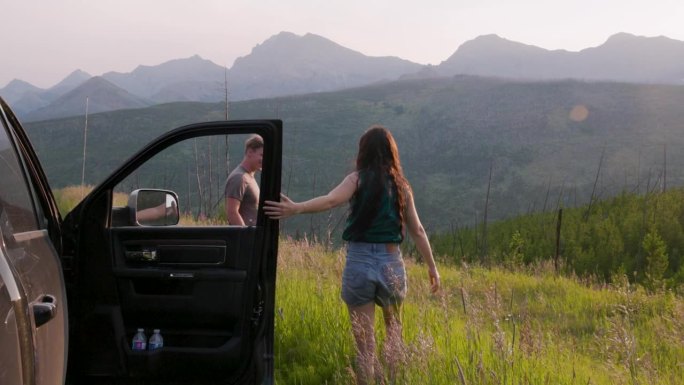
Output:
[52,187,684,384]
[275,240,684,385]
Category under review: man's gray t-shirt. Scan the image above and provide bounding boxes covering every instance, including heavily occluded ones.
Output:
[224,165,260,225]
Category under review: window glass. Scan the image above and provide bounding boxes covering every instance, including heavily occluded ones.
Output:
[0,125,38,238]
[112,134,263,227]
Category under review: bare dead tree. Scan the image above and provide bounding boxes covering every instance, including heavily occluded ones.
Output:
[222,65,231,189]
[285,125,297,195]
[81,97,89,198]
[186,164,191,214]
[554,180,566,214]
[225,135,230,177]
[555,208,563,274]
[636,169,654,274]
[309,170,317,240]
[325,208,347,251]
[473,210,479,263]
[458,226,466,260]
[224,65,229,120]
[481,160,494,262]
[527,198,537,215]
[583,145,606,221]
[662,143,667,193]
[194,138,205,218]
[450,221,458,259]
[542,178,552,213]
[215,139,222,209]
[537,178,554,244]
[649,169,663,195]
[636,148,641,194]
[207,139,214,217]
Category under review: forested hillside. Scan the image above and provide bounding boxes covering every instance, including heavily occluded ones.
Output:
[430,188,684,289]
[23,76,684,236]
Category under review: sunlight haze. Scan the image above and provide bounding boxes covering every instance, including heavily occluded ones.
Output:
[2,0,683,88]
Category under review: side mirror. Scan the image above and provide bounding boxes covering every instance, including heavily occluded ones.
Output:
[128,189,179,226]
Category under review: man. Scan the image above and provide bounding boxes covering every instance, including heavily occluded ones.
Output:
[224,134,263,226]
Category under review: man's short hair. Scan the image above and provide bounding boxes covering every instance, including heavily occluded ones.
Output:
[245,134,264,152]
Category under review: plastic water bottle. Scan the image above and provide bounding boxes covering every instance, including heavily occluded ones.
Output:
[148,329,164,350]
[132,328,147,351]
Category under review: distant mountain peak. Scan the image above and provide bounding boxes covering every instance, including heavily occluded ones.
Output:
[229,31,422,100]
[119,55,211,76]
[436,31,684,84]
[267,31,319,42]
[252,31,341,53]
[82,76,114,87]
[601,32,647,47]
[440,33,550,69]
[50,69,92,90]
[60,75,130,96]
[591,32,684,58]
[67,69,90,77]
[273,31,298,39]
[165,54,209,64]
[601,32,680,47]
[3,78,41,91]
[460,34,546,52]
[606,32,637,41]
[101,55,225,99]
[471,34,505,42]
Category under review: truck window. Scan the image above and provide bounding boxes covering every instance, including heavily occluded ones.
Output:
[0,124,38,238]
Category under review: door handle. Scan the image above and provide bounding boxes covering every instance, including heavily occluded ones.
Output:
[125,249,158,262]
[32,295,57,328]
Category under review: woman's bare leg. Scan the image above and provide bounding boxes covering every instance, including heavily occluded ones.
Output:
[348,302,379,385]
[382,303,403,384]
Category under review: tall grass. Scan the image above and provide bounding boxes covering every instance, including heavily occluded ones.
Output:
[53,185,128,216]
[52,187,684,384]
[275,240,684,385]
[54,185,229,225]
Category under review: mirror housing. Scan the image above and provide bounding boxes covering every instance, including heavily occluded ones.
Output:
[128,189,179,226]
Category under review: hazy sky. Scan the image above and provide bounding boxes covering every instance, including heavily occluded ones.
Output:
[2,0,683,88]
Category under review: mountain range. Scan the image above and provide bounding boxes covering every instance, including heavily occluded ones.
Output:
[4,31,684,121]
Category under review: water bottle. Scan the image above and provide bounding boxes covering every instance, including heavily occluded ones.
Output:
[148,329,164,350]
[132,328,147,351]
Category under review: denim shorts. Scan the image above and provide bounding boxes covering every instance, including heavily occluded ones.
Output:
[341,242,407,307]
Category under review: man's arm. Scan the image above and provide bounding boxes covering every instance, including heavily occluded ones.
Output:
[226,197,245,226]
[136,203,166,224]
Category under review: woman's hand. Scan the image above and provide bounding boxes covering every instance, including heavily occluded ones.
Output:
[264,193,298,220]
[428,265,441,293]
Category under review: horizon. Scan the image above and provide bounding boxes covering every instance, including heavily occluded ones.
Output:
[0,31,675,91]
[2,0,683,88]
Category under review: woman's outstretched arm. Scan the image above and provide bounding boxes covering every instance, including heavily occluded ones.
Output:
[264,172,358,220]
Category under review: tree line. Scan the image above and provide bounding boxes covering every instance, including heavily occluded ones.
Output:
[429,188,684,292]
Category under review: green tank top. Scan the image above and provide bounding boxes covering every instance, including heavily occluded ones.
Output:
[342,170,403,243]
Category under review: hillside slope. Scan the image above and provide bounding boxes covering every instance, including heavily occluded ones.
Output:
[23,76,684,232]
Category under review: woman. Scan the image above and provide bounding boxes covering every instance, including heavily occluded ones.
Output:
[264,125,440,384]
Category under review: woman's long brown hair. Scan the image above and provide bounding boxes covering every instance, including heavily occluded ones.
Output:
[346,125,410,238]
